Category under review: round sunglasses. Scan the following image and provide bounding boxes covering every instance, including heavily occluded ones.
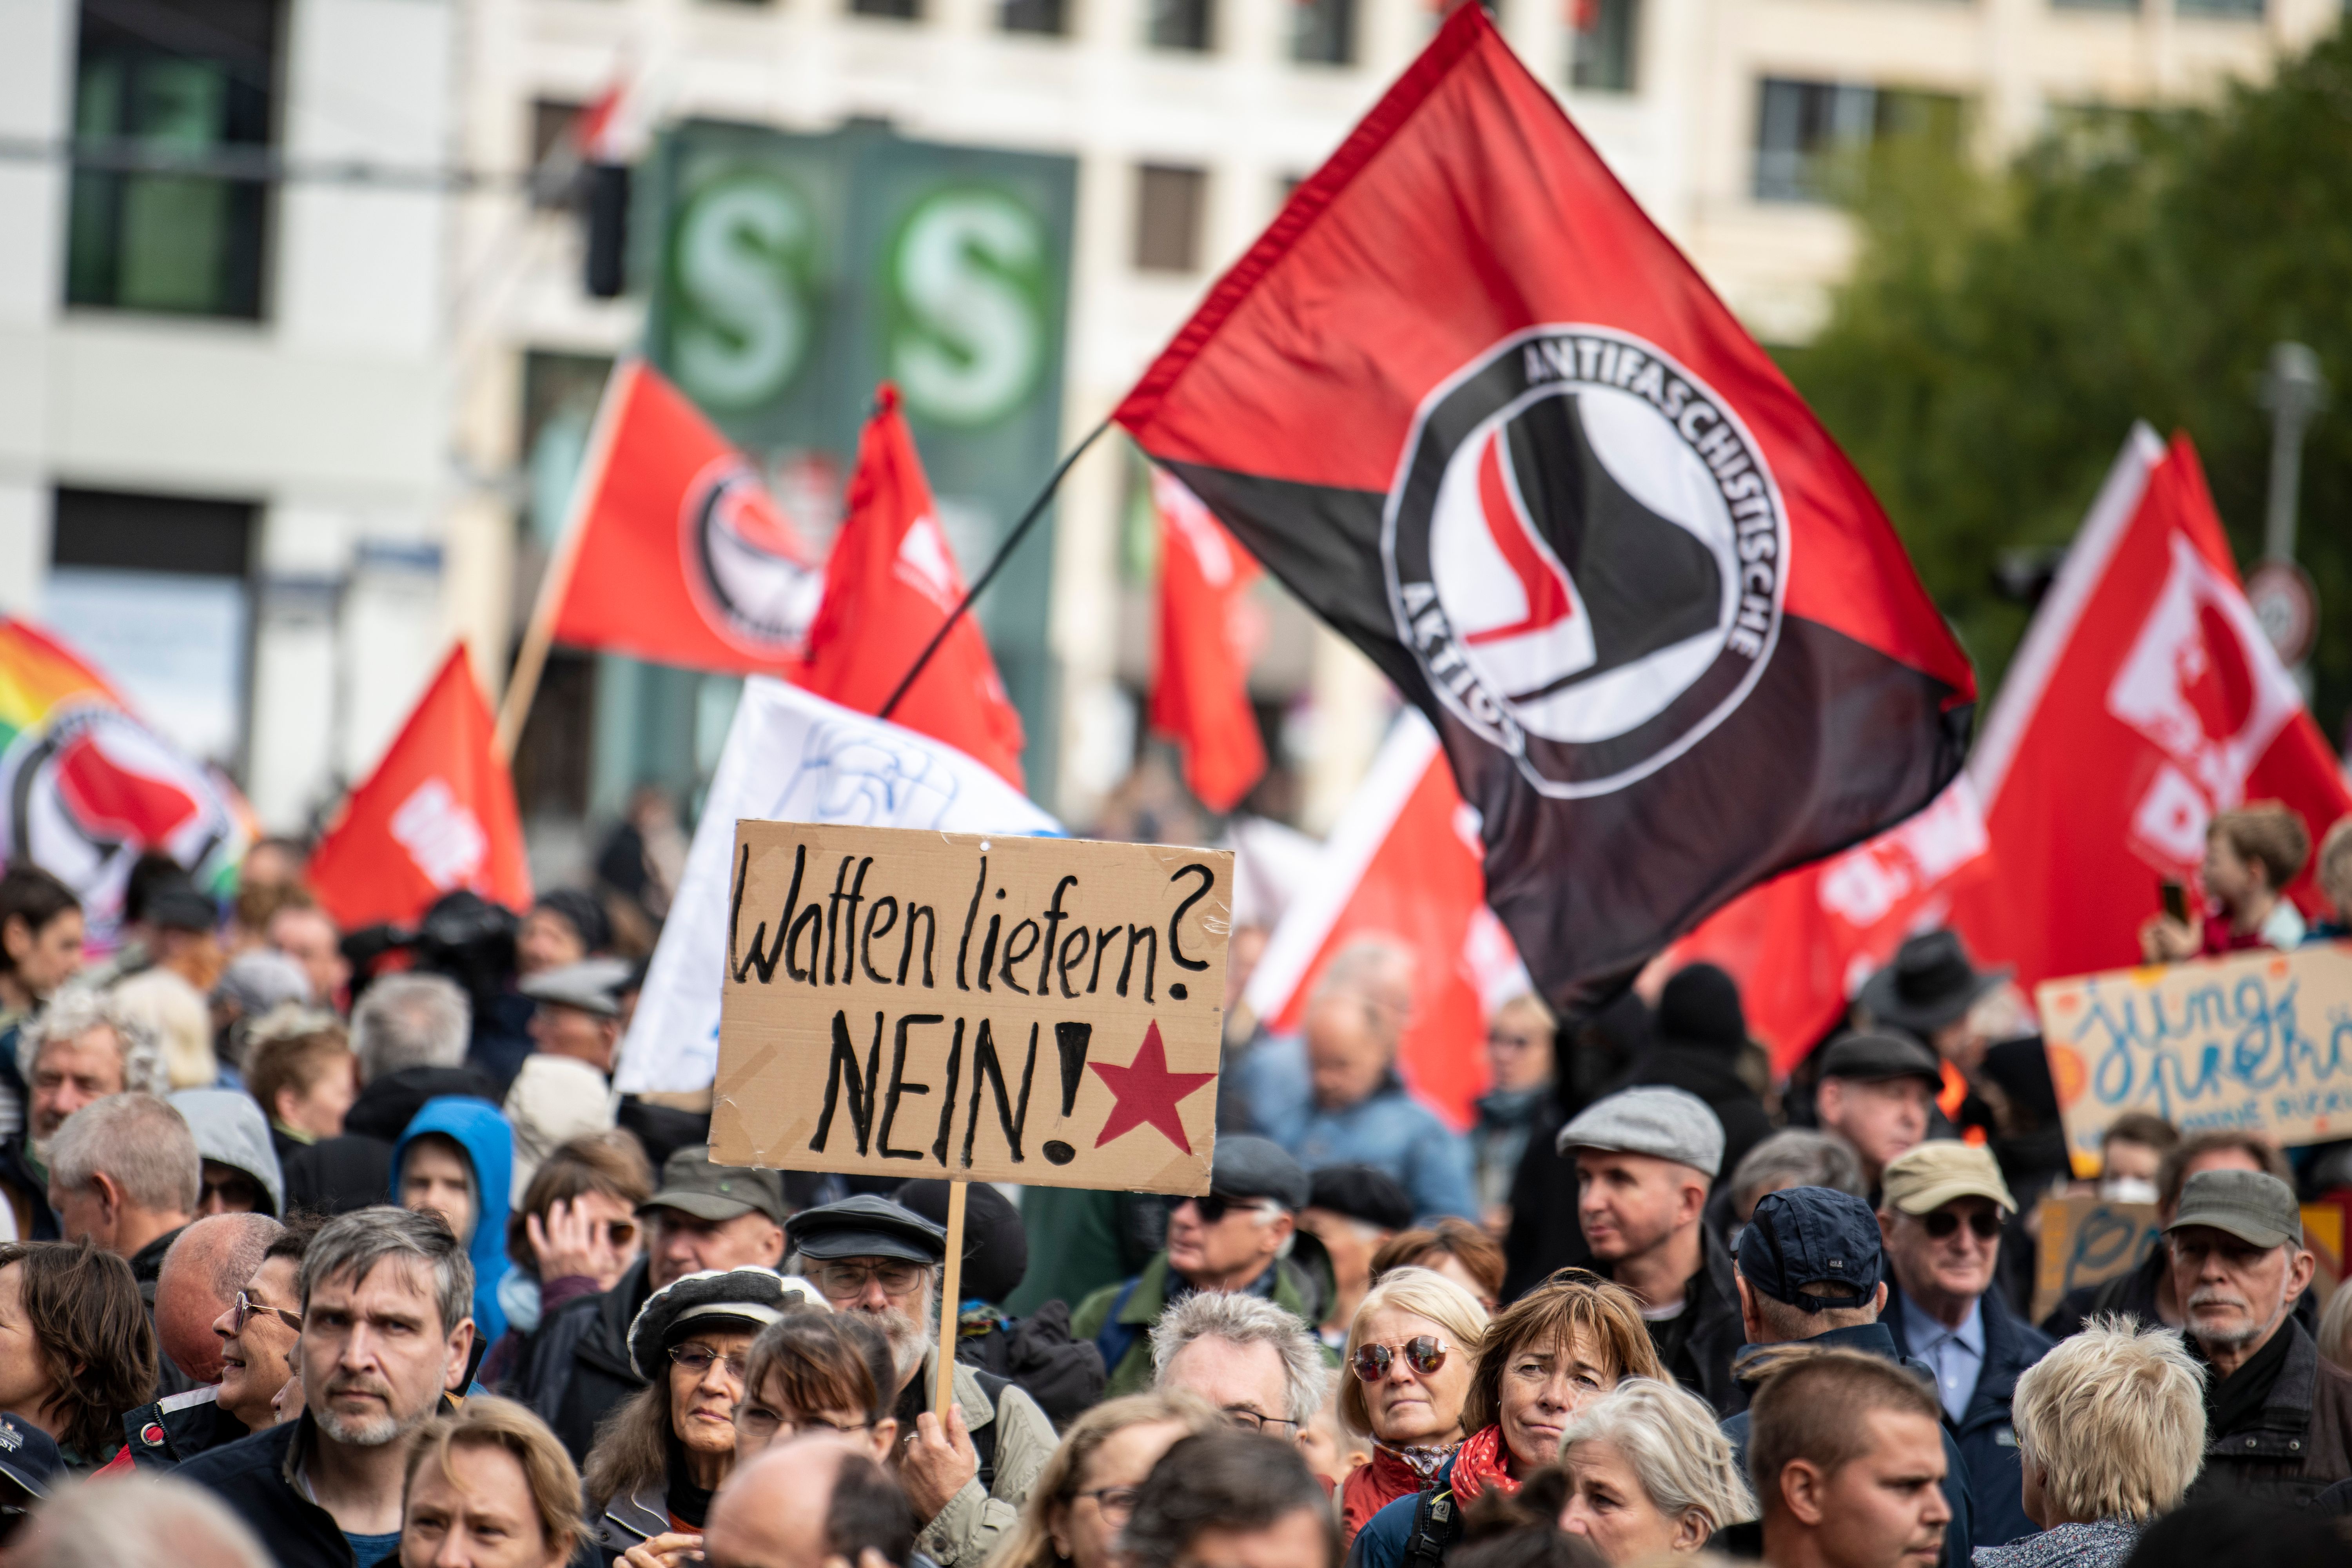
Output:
[1352,1336,1450,1382]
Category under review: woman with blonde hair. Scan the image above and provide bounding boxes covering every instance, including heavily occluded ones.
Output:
[982,1390,1223,1568]
[1556,1379,1756,1563]
[1975,1317,2206,1568]
[401,1395,586,1568]
[1338,1266,1490,1543]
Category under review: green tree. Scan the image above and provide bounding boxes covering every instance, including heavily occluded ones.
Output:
[1783,21,2352,740]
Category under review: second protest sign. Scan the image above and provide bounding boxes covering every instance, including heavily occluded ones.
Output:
[711,820,1232,1195]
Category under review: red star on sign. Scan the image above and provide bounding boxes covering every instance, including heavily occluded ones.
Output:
[1090,1021,1216,1153]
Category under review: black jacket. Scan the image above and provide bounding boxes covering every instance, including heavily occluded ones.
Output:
[1626,1045,1773,1184]
[2185,1319,2352,1508]
[1880,1281,2053,1547]
[1615,1224,1745,1419]
[175,1416,363,1568]
[120,1386,250,1471]
[130,1224,199,1398]
[283,1065,499,1216]
[1499,1102,1588,1301]
[950,1299,1105,1428]
[519,1255,652,1463]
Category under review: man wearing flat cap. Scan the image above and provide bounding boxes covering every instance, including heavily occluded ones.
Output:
[1071,1134,1328,1399]
[2169,1168,2352,1504]
[1875,1141,2051,1546]
[1555,1086,1744,1415]
[788,1194,1055,1568]
[1813,1033,1942,1194]
[502,957,631,1194]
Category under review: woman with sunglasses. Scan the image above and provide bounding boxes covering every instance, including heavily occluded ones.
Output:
[1347,1270,1663,1568]
[732,1311,900,1465]
[481,1131,653,1392]
[982,1391,1225,1568]
[584,1266,809,1567]
[1337,1267,1489,1545]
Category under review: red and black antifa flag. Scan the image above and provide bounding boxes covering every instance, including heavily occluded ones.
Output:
[1113,4,1976,1015]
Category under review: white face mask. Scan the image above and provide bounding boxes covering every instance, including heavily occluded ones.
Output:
[2100,1175,2160,1205]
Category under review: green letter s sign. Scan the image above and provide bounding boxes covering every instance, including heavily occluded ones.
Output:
[668,171,817,411]
[887,187,1051,429]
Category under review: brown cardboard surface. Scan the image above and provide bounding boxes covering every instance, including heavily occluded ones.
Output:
[2038,942,2352,1163]
[2031,1194,2160,1324]
[711,820,1232,1195]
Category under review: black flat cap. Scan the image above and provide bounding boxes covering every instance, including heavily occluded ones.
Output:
[896,1180,1028,1304]
[1305,1163,1414,1232]
[787,1194,948,1266]
[1208,1135,1310,1210]
[1818,1032,1943,1089]
[625,1266,817,1378]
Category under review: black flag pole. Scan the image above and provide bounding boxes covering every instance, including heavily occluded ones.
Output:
[877,417,1113,721]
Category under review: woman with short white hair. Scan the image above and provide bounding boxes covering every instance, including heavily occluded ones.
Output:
[1337,1265,1490,1544]
[1974,1317,2206,1567]
[1555,1379,1756,1563]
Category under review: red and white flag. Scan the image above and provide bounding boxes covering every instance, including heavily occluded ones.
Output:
[308,646,531,931]
[547,360,823,677]
[801,385,1027,790]
[1945,425,2352,988]
[1244,711,1525,1128]
[1150,470,1267,813]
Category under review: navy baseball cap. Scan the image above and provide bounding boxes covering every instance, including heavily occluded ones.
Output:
[0,1412,62,1499]
[1735,1186,1883,1315]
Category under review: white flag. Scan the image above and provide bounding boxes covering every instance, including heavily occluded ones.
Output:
[614,678,1062,1094]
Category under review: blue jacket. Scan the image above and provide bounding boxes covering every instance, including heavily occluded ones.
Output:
[1881,1281,2053,1549]
[1721,1322,1976,1568]
[1236,1040,1479,1220]
[391,1096,514,1344]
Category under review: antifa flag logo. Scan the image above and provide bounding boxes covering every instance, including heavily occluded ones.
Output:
[1387,327,1787,797]
[681,457,824,658]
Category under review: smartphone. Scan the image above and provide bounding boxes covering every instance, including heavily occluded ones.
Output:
[2160,878,2188,924]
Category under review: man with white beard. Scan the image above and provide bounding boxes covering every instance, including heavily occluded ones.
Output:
[2169,1169,2352,1506]
[177,1207,477,1568]
[786,1195,1055,1568]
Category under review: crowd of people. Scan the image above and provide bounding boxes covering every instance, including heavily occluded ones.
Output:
[0,799,2347,1567]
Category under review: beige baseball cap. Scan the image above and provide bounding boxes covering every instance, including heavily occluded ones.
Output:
[1880,1140,2017,1217]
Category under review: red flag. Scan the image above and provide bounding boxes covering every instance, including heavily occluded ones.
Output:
[1114,6,1973,1018]
[1244,713,1524,1128]
[1947,426,2352,989]
[307,646,531,931]
[548,360,822,676]
[1149,470,1267,812]
[801,385,1026,789]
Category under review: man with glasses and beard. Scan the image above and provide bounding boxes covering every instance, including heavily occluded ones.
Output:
[786,1195,1055,1568]
[1071,1136,1325,1398]
[2169,1169,2352,1504]
[177,1207,477,1568]
[1875,1142,2051,1547]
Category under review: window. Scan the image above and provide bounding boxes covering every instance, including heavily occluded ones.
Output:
[528,100,584,209]
[1001,0,1069,31]
[1292,0,1355,64]
[1147,0,1213,51]
[1134,165,1206,272]
[1568,0,1638,93]
[2174,0,2261,16]
[66,0,277,318]
[1754,79,1963,203]
[849,0,921,18]
[45,490,256,768]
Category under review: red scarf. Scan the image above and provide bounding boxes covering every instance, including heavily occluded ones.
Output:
[1448,1426,1518,1503]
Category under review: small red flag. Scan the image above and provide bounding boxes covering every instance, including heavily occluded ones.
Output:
[1149,470,1266,812]
[307,646,531,931]
[549,360,822,677]
[801,385,1026,789]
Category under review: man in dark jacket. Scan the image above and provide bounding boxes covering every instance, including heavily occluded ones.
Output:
[516,1144,787,1461]
[1499,989,1648,1299]
[1719,1185,1976,1568]
[2171,1169,2352,1506]
[1874,1141,2050,1547]
[1628,964,1772,1184]
[1557,1086,1744,1416]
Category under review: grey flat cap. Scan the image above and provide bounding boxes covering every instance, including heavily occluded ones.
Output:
[1208,1134,1310,1210]
[2168,1169,2303,1250]
[1557,1085,1726,1178]
[520,956,635,1019]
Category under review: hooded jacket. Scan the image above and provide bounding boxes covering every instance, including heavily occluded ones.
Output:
[171,1089,286,1216]
[282,1064,499,1215]
[390,1096,514,1343]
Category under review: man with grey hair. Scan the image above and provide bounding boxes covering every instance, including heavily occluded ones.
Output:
[18,985,170,1146]
[1234,938,1478,1220]
[349,974,469,1083]
[17,1470,274,1568]
[178,1206,476,1568]
[49,1091,200,1286]
[1151,1286,1331,1441]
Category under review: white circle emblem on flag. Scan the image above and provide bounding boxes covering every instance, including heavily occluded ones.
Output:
[1383,326,1790,798]
[679,456,825,659]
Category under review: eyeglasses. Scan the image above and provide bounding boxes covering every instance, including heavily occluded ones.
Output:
[1178,1196,1273,1226]
[810,1260,928,1298]
[1074,1486,1143,1522]
[1220,1406,1301,1437]
[735,1404,870,1440]
[1352,1336,1450,1382]
[1922,1209,2003,1241]
[669,1345,749,1380]
[229,1291,303,1334]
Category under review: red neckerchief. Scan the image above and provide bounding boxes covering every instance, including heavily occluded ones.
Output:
[1448,1425,1518,1503]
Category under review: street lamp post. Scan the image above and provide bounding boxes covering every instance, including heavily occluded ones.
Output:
[2259,341,2327,565]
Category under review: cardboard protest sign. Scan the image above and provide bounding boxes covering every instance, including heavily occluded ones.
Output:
[2039,943,2352,1164]
[712,821,1231,1194]
[2031,1195,2158,1324]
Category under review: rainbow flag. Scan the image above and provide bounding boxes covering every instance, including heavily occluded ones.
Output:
[0,618,124,744]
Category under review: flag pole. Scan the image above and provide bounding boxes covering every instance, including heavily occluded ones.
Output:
[494,360,638,762]
[879,417,1112,721]
[934,1178,968,1423]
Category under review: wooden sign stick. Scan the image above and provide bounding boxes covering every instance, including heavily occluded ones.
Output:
[935,1180,967,1423]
